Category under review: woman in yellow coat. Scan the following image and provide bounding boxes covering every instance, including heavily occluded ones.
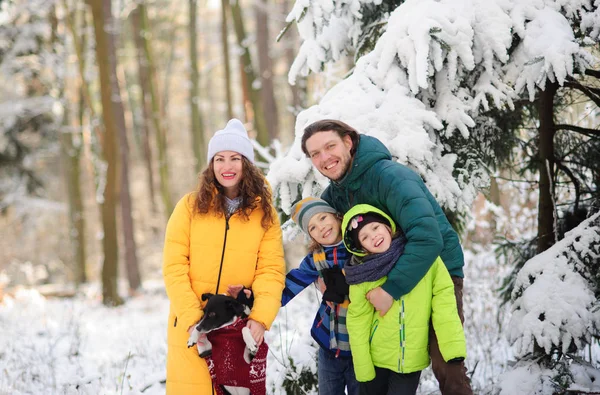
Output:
[163,119,285,394]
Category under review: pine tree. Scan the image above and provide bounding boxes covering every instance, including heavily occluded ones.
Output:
[273,0,600,390]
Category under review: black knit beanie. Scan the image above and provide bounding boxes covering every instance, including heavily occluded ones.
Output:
[348,212,390,250]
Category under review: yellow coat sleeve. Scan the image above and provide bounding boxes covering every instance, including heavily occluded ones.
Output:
[347,283,376,382]
[163,194,202,331]
[249,207,285,330]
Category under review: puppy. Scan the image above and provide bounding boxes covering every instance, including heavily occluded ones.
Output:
[187,289,258,363]
[188,287,268,395]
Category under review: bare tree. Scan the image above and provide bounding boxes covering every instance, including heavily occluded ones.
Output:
[58,2,87,286]
[221,0,234,120]
[131,2,174,217]
[255,0,279,139]
[89,0,123,305]
[189,0,206,171]
[229,0,269,145]
[130,5,157,213]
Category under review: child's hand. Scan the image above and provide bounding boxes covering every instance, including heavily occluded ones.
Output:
[317,277,327,294]
[317,278,333,308]
[367,287,393,316]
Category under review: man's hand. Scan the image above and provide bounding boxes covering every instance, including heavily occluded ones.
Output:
[367,287,393,316]
[246,319,266,346]
[317,277,333,309]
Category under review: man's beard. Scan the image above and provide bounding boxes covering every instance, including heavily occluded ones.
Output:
[329,156,352,182]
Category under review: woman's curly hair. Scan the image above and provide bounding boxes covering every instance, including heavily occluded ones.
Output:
[194,156,275,229]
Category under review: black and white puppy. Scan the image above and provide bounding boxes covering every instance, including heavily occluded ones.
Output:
[187,288,258,364]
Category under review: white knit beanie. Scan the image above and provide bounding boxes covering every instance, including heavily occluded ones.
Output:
[207,119,255,163]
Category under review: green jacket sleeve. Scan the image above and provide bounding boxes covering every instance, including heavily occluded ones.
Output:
[347,284,376,382]
[431,258,467,361]
[376,165,444,299]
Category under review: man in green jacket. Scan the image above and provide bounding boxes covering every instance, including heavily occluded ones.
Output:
[301,119,472,395]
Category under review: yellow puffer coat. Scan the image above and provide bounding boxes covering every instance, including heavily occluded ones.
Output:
[163,193,285,394]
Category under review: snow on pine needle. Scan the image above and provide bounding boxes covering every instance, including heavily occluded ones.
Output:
[272,0,598,225]
[508,211,600,358]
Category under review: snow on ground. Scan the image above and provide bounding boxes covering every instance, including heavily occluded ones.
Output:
[0,247,512,395]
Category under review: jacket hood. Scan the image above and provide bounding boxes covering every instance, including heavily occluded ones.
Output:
[335,135,391,189]
[341,204,396,256]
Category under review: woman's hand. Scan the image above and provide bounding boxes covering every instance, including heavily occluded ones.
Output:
[366,287,393,317]
[246,319,266,346]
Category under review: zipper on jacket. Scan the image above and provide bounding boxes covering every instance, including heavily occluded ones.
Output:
[369,319,379,343]
[174,316,177,327]
[345,189,352,212]
[399,298,406,372]
[215,217,230,294]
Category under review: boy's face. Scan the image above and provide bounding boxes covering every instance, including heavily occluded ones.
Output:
[308,212,342,245]
[358,222,392,254]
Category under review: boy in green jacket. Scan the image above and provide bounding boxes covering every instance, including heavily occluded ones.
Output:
[342,204,466,395]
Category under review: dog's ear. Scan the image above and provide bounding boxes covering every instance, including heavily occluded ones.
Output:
[201,293,214,301]
[226,298,246,315]
[236,287,254,308]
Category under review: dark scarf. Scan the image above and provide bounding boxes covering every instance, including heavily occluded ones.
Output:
[345,236,407,285]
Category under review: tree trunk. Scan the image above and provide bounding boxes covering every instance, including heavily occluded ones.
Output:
[105,1,141,292]
[229,0,269,146]
[189,0,206,171]
[130,5,157,213]
[89,0,123,306]
[137,3,174,217]
[537,80,558,253]
[58,3,87,286]
[221,0,234,120]
[255,0,278,140]
[61,105,87,286]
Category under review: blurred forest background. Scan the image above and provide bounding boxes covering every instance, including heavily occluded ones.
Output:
[0,0,599,312]
[0,0,319,303]
[0,0,598,318]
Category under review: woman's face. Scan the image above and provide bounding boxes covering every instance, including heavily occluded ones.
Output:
[358,222,392,254]
[213,151,243,198]
[308,212,342,245]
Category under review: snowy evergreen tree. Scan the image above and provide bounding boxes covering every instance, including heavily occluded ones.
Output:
[269,0,598,223]
[496,212,600,394]
[0,0,62,209]
[271,0,600,391]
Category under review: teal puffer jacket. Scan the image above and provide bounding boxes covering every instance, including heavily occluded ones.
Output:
[342,205,466,381]
[322,135,464,299]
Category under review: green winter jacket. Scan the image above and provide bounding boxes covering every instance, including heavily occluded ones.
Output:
[322,135,465,299]
[342,205,467,382]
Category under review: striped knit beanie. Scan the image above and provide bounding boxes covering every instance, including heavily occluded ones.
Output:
[291,197,337,234]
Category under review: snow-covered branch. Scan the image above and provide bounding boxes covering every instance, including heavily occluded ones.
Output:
[273,0,598,219]
[509,211,600,358]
